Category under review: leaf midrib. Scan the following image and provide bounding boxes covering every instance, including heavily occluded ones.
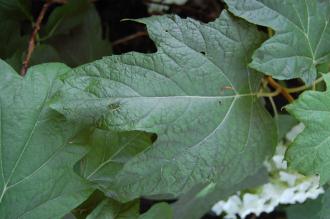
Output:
[66,94,257,102]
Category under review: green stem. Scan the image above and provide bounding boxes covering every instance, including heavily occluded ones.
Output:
[257,89,281,98]
[286,76,324,93]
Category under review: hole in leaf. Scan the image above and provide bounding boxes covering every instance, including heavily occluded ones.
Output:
[200,51,206,55]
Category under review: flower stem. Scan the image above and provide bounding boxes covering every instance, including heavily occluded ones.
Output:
[286,76,324,93]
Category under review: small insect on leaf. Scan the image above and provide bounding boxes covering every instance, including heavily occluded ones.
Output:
[108,103,120,111]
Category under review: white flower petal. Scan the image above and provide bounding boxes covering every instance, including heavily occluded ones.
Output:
[286,123,305,142]
[279,171,297,186]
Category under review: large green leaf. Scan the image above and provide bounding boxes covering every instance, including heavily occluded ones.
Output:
[52,12,277,201]
[86,199,139,219]
[0,61,93,218]
[225,0,330,84]
[79,129,152,191]
[286,74,330,184]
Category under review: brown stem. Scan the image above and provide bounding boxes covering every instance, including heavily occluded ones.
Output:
[112,31,148,47]
[20,0,66,76]
[266,76,294,103]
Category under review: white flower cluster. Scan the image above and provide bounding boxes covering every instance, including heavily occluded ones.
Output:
[147,0,188,13]
[212,123,324,218]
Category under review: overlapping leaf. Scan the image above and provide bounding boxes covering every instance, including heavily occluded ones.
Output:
[87,200,172,219]
[225,0,330,84]
[0,61,93,218]
[79,129,152,191]
[86,199,139,219]
[286,74,330,184]
[52,11,276,201]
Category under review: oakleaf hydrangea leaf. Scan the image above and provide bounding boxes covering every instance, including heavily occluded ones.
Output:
[225,0,330,84]
[0,60,93,219]
[286,74,330,184]
[52,12,277,201]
